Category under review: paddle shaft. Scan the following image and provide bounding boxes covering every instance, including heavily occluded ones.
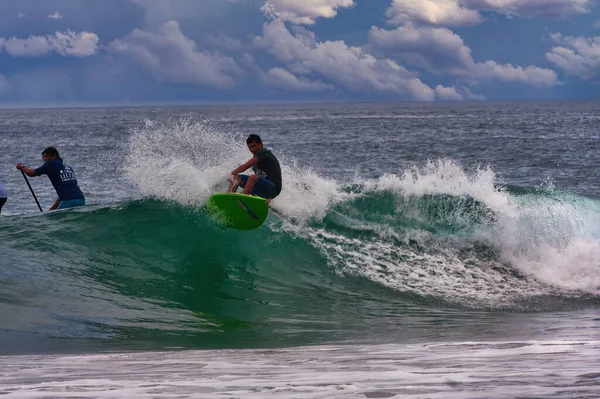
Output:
[20,169,43,212]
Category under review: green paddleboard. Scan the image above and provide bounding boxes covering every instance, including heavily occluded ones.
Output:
[207,193,269,230]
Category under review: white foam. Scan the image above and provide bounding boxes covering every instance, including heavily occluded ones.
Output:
[2,340,600,398]
[495,193,600,294]
[306,159,600,305]
[271,164,346,223]
[365,159,513,216]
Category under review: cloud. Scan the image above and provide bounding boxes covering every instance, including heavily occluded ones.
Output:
[107,21,240,89]
[262,67,334,91]
[460,85,486,100]
[462,0,592,18]
[387,0,483,27]
[546,33,600,81]
[261,0,355,25]
[0,1,147,42]
[474,60,559,87]
[204,33,243,52]
[386,0,592,27]
[0,30,100,57]
[594,19,600,29]
[253,20,436,100]
[434,84,487,100]
[0,0,584,103]
[369,24,559,88]
[435,85,463,100]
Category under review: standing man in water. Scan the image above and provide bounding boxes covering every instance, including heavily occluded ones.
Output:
[228,134,282,200]
[16,147,85,211]
[0,183,7,214]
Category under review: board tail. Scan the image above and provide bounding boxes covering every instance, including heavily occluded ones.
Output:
[207,193,269,230]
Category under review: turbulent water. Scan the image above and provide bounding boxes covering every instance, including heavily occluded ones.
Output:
[0,101,599,398]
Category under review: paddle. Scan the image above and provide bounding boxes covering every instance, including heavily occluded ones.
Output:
[20,169,43,212]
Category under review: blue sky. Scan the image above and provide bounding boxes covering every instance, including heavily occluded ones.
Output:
[0,0,599,105]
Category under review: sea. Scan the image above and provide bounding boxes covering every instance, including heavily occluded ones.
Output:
[0,101,599,398]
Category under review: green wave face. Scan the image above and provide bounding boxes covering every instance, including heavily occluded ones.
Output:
[1,199,400,350]
[2,178,599,352]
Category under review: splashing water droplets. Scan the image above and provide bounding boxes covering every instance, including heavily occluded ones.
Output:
[125,116,247,207]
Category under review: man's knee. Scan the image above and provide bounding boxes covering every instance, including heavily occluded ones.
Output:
[248,174,259,183]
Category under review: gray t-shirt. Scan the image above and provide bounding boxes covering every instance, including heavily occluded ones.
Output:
[252,148,282,194]
[0,183,7,198]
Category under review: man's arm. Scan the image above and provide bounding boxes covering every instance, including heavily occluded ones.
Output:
[231,157,259,175]
[49,198,60,211]
[16,163,37,177]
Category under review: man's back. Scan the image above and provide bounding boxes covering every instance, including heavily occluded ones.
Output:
[253,148,282,195]
[35,160,84,201]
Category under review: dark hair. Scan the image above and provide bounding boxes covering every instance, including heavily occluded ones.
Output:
[246,134,262,145]
[42,147,62,161]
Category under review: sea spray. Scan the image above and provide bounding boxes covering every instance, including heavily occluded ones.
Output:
[125,116,247,206]
[124,115,346,223]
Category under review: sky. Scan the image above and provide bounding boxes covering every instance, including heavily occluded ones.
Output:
[0,0,599,106]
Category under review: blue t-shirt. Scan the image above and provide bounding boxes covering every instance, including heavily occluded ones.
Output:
[0,183,7,198]
[34,160,84,201]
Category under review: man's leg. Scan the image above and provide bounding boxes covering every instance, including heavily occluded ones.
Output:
[0,198,6,215]
[228,175,242,192]
[242,174,259,195]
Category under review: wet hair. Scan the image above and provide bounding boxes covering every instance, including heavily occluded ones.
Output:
[42,147,62,161]
[246,134,262,145]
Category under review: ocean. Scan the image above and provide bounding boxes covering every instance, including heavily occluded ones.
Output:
[0,101,599,398]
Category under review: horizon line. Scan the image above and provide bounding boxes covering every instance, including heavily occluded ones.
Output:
[0,97,599,111]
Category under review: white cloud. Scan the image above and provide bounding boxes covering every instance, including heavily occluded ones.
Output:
[369,24,559,88]
[261,0,355,25]
[474,60,559,87]
[387,0,483,27]
[460,85,486,100]
[387,0,592,27]
[263,67,333,91]
[435,85,463,100]
[18,12,25,18]
[107,21,240,89]
[546,33,600,81]
[0,30,100,57]
[205,34,243,52]
[47,12,62,20]
[463,0,592,18]
[253,20,436,100]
